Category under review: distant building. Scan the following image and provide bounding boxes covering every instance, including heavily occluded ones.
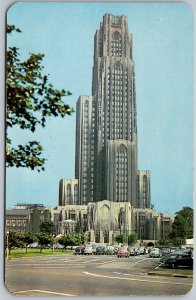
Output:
[6,209,31,233]
[6,203,49,233]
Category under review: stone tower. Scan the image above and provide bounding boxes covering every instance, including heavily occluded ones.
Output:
[75,14,151,208]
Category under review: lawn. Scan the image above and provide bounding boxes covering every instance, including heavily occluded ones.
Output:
[6,248,74,259]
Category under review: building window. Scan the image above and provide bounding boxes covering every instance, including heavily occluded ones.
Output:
[111,31,122,57]
[67,184,72,204]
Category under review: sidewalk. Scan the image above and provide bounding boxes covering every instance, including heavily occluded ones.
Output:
[148,269,193,278]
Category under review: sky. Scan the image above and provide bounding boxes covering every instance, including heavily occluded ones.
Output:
[6,2,194,214]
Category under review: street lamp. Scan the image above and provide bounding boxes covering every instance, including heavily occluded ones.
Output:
[6,231,9,260]
[52,234,55,255]
[140,227,142,246]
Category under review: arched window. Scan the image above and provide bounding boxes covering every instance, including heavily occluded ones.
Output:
[67,184,72,204]
[74,184,78,205]
[116,144,128,202]
[114,61,123,71]
[111,31,122,57]
[111,62,124,139]
[142,175,147,208]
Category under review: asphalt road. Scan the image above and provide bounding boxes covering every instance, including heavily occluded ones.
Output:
[5,254,193,296]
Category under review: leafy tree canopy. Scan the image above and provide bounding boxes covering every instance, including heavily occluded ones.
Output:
[128,233,138,246]
[39,220,55,235]
[171,206,193,240]
[115,233,127,244]
[58,233,85,248]
[6,25,74,171]
[6,231,23,254]
[36,232,53,252]
[20,232,37,253]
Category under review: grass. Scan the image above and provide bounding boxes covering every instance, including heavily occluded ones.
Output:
[6,248,74,259]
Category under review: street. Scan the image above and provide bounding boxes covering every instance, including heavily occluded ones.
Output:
[5,254,193,296]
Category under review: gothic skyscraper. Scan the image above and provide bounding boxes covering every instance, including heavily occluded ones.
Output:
[74,14,151,208]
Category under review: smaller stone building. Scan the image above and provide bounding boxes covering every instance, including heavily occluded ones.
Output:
[5,203,50,233]
[49,200,174,244]
[50,205,88,234]
[6,209,31,233]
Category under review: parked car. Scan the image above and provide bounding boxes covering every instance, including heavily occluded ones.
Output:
[95,246,106,255]
[128,247,139,256]
[114,246,121,254]
[105,246,115,255]
[149,247,161,258]
[158,252,193,269]
[117,247,130,258]
[83,245,93,255]
[74,246,85,255]
[139,247,146,254]
[160,248,171,257]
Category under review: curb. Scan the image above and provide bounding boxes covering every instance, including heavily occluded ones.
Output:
[148,271,193,278]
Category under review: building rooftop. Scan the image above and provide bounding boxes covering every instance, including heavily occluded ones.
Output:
[6,209,30,216]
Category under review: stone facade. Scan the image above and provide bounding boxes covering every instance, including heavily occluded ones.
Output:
[137,171,151,208]
[50,205,88,234]
[5,203,49,233]
[51,201,174,244]
[55,14,172,243]
[75,96,94,204]
[73,14,151,207]
[59,179,79,205]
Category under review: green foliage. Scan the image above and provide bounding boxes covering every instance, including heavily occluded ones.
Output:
[58,233,85,248]
[39,220,55,235]
[128,233,138,245]
[6,25,74,171]
[43,209,51,221]
[7,231,23,254]
[157,238,171,247]
[115,233,126,244]
[20,232,37,253]
[171,206,193,240]
[36,232,53,253]
[6,248,73,259]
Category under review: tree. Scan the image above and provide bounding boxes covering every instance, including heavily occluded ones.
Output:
[171,206,193,241]
[21,232,37,254]
[39,220,55,235]
[115,233,126,245]
[6,231,23,255]
[157,238,171,247]
[6,25,74,171]
[36,232,53,253]
[58,233,84,249]
[128,233,138,246]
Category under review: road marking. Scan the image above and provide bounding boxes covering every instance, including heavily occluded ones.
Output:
[13,289,77,296]
[113,272,159,279]
[33,265,85,269]
[133,258,149,264]
[82,271,192,286]
[98,259,117,265]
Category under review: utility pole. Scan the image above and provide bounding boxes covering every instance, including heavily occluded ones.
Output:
[6,231,9,260]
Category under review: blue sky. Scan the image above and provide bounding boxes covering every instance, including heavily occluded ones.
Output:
[6,2,193,214]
